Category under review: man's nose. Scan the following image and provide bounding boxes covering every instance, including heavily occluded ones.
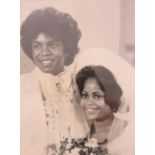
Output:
[41,45,51,55]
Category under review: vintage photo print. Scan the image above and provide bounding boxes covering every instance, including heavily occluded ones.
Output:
[20,0,135,155]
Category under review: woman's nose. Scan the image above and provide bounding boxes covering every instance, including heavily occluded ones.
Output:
[86,96,95,105]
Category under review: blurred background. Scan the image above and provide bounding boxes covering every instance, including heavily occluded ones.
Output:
[20,0,134,74]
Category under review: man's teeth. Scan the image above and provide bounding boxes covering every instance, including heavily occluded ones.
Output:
[42,60,52,64]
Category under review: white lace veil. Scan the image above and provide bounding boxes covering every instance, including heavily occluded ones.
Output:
[72,48,135,155]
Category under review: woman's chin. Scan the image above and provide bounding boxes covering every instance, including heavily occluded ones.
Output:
[85,114,98,121]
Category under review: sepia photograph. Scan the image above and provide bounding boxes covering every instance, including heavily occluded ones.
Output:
[20,0,135,155]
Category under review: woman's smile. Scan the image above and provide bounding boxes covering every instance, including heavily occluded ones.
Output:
[80,77,113,121]
[84,105,100,112]
[85,108,100,114]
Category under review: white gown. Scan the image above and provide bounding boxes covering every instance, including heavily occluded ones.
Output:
[72,48,135,155]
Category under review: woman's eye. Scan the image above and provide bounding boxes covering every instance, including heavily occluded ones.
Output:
[93,94,103,100]
[81,93,88,99]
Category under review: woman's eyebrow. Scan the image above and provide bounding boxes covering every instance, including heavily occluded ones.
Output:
[93,91,104,96]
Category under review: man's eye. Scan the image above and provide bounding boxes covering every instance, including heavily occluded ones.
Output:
[48,42,59,49]
[32,44,41,49]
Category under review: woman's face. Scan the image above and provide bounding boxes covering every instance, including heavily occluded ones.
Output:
[32,33,66,75]
[80,77,113,121]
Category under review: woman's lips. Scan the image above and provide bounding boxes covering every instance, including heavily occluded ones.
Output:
[85,107,99,113]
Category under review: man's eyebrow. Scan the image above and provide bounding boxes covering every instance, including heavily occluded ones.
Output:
[32,41,40,43]
[33,40,56,43]
[48,40,58,43]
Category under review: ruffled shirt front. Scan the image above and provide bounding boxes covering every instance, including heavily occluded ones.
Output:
[21,67,88,155]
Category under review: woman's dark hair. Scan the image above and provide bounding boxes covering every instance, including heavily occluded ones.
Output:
[20,7,81,66]
[76,66,123,112]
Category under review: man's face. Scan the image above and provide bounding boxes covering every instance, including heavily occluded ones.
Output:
[32,33,66,75]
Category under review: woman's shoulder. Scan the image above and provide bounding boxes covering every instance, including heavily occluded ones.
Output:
[108,118,134,155]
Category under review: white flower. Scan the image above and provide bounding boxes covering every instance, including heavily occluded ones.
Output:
[71,148,81,155]
[65,142,72,150]
[85,138,98,148]
[63,148,80,155]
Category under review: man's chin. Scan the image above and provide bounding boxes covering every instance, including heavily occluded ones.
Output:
[38,65,64,75]
[39,66,53,74]
[42,68,62,75]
